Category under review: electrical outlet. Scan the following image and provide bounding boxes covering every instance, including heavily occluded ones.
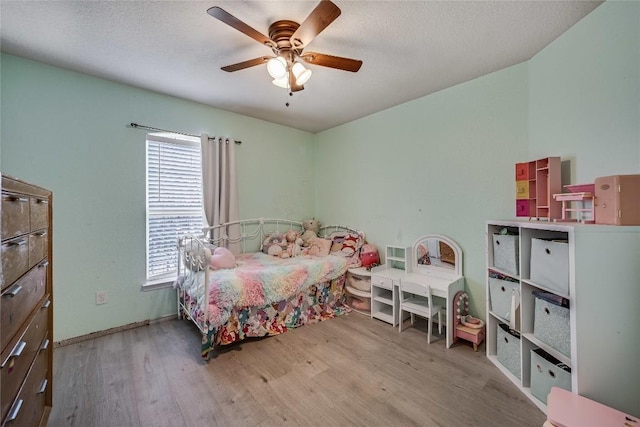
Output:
[96,291,107,305]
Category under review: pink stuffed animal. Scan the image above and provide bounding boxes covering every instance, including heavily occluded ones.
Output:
[210,247,236,270]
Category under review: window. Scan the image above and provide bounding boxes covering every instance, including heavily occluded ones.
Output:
[146,133,204,282]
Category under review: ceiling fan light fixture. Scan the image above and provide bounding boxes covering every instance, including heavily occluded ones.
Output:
[266,56,287,79]
[272,75,290,89]
[292,62,312,85]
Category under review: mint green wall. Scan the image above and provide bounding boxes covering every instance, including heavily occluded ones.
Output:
[0,54,314,341]
[1,0,637,341]
[314,63,529,317]
[314,0,639,320]
[529,1,639,183]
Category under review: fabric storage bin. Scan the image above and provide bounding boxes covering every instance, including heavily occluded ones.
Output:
[533,291,570,357]
[492,234,519,276]
[489,277,519,323]
[497,323,521,379]
[530,348,571,404]
[530,238,569,295]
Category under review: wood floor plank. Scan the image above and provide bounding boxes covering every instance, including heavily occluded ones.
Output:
[128,326,187,427]
[49,313,547,427]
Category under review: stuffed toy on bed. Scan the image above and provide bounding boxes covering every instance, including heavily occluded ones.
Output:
[301,219,320,247]
[210,247,236,270]
[284,230,303,258]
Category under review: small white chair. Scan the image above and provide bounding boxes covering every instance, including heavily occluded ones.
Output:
[398,279,442,344]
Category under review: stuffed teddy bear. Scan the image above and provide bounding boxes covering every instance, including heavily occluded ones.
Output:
[300,219,320,247]
[210,247,236,270]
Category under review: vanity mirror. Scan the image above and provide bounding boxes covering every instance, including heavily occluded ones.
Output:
[413,234,462,277]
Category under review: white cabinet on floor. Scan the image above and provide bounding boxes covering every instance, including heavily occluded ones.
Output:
[485,220,640,417]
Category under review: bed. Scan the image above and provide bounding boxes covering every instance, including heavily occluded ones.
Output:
[175,218,365,359]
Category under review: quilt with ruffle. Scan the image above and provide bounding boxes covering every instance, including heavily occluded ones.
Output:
[178,252,348,329]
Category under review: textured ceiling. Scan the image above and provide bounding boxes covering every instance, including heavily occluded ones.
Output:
[0,0,602,133]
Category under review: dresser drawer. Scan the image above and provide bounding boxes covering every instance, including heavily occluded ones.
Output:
[28,232,48,270]
[515,162,531,181]
[1,300,49,424]
[1,193,30,241]
[371,274,393,290]
[29,197,49,232]
[516,200,535,217]
[515,180,530,199]
[2,344,48,427]
[1,237,30,290]
[1,266,47,351]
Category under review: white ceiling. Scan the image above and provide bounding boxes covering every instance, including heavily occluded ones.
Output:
[0,0,602,133]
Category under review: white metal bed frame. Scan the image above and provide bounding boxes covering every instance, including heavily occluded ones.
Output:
[176,218,363,352]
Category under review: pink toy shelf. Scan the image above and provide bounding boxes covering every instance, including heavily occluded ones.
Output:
[553,184,596,224]
[515,157,562,220]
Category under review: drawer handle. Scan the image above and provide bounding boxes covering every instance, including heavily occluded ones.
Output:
[35,230,48,237]
[42,299,51,309]
[4,284,23,297]
[1,341,26,368]
[38,260,49,268]
[36,198,49,204]
[38,379,49,394]
[5,195,28,203]
[6,239,27,247]
[39,338,50,352]
[6,399,23,422]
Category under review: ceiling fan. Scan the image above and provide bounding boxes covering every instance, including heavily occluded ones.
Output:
[207,0,363,93]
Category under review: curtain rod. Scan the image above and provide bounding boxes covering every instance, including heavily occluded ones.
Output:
[128,122,241,144]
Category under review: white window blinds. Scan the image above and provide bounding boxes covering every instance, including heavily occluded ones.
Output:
[146,134,204,281]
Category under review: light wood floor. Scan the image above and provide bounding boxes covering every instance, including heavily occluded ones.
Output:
[48,313,546,427]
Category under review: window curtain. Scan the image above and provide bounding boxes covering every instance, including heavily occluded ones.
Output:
[200,133,240,254]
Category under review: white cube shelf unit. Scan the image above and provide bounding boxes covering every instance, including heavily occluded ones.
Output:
[486,220,640,417]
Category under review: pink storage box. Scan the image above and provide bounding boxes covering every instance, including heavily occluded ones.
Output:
[594,174,640,225]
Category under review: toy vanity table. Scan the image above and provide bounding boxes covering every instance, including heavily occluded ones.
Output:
[370,234,464,348]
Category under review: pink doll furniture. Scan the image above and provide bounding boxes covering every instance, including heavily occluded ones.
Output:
[452,291,485,351]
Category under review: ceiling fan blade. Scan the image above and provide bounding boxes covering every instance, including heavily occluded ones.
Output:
[289,0,341,49]
[207,7,275,48]
[301,52,362,72]
[289,69,304,92]
[221,56,271,72]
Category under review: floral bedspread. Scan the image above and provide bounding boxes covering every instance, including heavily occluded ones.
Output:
[178,252,348,329]
[215,274,349,348]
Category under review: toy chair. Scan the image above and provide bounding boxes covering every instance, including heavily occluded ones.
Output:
[398,279,442,344]
[453,291,485,351]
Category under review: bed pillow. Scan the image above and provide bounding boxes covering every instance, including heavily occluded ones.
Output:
[308,237,332,257]
[328,231,365,266]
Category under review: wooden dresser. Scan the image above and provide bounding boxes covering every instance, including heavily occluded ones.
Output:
[1,175,53,427]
